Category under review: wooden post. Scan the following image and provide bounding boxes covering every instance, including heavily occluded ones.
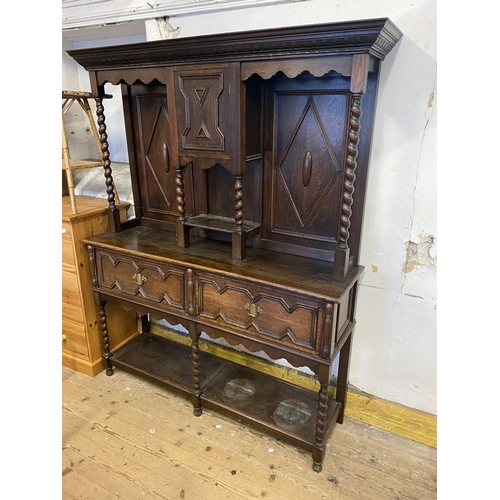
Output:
[175,165,190,247]
[312,363,333,472]
[334,92,363,282]
[98,299,114,376]
[95,95,122,232]
[62,118,78,215]
[333,54,369,282]
[188,321,203,416]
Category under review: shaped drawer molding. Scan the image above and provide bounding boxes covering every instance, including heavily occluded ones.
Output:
[95,250,186,311]
[196,272,323,354]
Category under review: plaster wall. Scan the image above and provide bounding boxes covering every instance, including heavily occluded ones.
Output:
[62,0,437,415]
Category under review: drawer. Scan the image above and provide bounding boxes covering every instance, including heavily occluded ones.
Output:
[95,250,186,312]
[62,319,89,359]
[62,222,75,266]
[62,266,84,324]
[196,272,324,354]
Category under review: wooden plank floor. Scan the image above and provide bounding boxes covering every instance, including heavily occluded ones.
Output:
[62,366,437,500]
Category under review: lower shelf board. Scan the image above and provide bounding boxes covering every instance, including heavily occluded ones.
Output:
[111,332,341,451]
[201,362,341,451]
[111,332,226,398]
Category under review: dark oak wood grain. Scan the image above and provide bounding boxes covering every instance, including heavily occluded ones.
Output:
[70,18,402,472]
[68,18,402,73]
[85,226,362,301]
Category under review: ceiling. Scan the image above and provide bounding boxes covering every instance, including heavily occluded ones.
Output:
[62,19,146,44]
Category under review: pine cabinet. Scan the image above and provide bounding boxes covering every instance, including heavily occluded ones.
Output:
[62,196,138,376]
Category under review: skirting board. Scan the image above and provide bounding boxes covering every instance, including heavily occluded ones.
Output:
[148,323,437,449]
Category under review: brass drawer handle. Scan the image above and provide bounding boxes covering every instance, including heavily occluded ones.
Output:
[132,273,147,285]
[245,303,262,318]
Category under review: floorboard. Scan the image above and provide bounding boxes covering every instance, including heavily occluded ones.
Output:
[62,366,437,500]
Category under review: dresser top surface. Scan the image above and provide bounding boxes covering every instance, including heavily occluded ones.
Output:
[84,226,363,302]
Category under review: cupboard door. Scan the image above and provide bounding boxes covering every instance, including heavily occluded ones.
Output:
[172,63,243,175]
[128,84,194,223]
[261,74,351,259]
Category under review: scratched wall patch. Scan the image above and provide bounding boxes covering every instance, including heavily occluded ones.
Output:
[403,232,437,273]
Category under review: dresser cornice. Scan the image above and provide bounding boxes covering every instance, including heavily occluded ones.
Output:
[68,18,402,71]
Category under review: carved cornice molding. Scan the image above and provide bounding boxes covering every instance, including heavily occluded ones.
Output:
[68,18,402,71]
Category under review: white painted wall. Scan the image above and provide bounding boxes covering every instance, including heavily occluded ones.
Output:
[62,0,437,415]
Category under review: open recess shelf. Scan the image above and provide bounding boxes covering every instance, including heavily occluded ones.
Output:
[184,214,260,235]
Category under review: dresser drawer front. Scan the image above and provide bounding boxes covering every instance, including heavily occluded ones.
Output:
[95,251,186,311]
[197,273,323,353]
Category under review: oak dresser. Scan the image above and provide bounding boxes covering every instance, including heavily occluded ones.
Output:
[67,18,402,470]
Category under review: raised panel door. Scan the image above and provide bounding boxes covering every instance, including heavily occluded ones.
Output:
[129,84,195,223]
[172,63,242,175]
[261,75,351,259]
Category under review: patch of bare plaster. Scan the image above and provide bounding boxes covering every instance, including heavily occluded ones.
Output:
[402,80,436,276]
[371,264,378,273]
[156,16,180,39]
[427,92,435,109]
[403,232,437,273]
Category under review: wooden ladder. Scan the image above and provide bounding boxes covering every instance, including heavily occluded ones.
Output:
[62,90,120,214]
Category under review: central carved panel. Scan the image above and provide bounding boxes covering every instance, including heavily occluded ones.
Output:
[177,73,225,151]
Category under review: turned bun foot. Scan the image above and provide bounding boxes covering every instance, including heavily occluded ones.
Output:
[312,461,322,473]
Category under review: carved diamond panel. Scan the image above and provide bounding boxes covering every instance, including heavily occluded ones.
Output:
[270,91,349,242]
[277,97,340,228]
[137,95,177,214]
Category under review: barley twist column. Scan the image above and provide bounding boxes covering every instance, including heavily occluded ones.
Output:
[175,167,186,222]
[339,93,362,249]
[311,381,329,472]
[234,175,243,232]
[99,300,113,376]
[95,97,116,211]
[191,336,202,416]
